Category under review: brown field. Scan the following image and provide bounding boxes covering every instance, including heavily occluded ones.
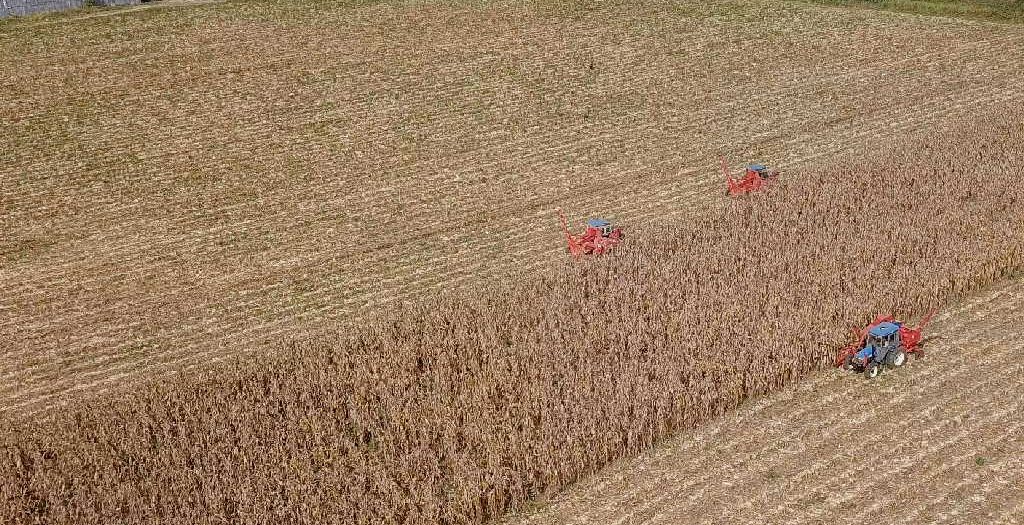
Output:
[3,0,1024,420]
[3,1,1024,524]
[3,106,1023,524]
[504,278,1024,525]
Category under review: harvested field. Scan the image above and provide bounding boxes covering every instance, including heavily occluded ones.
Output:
[2,104,1023,524]
[504,277,1024,525]
[3,0,1024,419]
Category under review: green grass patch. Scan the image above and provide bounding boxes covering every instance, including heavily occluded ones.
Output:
[799,0,1024,23]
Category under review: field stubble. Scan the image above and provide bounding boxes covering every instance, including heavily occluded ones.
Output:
[2,0,1024,416]
[2,101,1023,524]
[505,278,1024,525]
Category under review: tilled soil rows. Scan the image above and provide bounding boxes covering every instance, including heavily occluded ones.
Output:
[2,101,1022,524]
[505,278,1024,525]
[3,0,1024,417]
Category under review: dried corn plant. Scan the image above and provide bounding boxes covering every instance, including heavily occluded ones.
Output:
[2,110,1023,525]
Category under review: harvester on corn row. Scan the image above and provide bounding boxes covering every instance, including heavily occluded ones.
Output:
[721,157,779,196]
[557,208,623,257]
[836,310,937,379]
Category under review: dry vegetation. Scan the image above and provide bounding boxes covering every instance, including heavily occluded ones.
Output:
[2,106,1023,524]
[505,278,1024,525]
[3,0,1024,418]
[804,0,1024,24]
[3,1,1024,523]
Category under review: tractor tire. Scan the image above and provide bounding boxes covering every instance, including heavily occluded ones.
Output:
[843,355,856,371]
[891,350,907,368]
[864,362,881,380]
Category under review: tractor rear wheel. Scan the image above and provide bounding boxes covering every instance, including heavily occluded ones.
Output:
[891,350,907,368]
[864,362,881,379]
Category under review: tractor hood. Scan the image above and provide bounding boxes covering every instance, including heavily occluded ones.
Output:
[856,345,875,360]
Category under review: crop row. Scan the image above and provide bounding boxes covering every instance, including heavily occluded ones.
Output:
[2,101,1023,524]
[3,9,1021,415]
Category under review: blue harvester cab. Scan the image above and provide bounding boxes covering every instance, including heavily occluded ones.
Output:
[858,322,902,361]
[587,218,613,237]
[869,322,901,338]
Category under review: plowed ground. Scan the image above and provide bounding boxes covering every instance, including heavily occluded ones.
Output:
[505,278,1024,525]
[3,0,1024,418]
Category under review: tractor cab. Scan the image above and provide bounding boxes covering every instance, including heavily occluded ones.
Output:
[587,218,614,238]
[850,321,909,378]
[722,157,778,196]
[557,208,624,257]
[858,322,902,361]
[746,164,772,179]
[867,322,902,347]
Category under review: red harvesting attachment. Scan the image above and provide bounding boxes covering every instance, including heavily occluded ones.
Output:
[557,208,623,257]
[835,309,938,378]
[722,157,779,196]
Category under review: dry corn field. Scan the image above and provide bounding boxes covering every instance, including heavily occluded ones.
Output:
[3,100,1024,524]
[3,0,1024,419]
[504,278,1024,525]
[3,0,1024,524]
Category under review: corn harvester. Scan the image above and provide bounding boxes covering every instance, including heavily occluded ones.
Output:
[557,208,623,257]
[836,310,937,379]
[722,157,779,196]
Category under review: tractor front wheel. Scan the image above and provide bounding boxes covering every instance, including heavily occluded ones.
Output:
[843,355,856,371]
[864,362,881,380]
[891,350,907,368]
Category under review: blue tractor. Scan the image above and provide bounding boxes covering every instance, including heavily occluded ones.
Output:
[845,322,908,379]
[838,313,934,379]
